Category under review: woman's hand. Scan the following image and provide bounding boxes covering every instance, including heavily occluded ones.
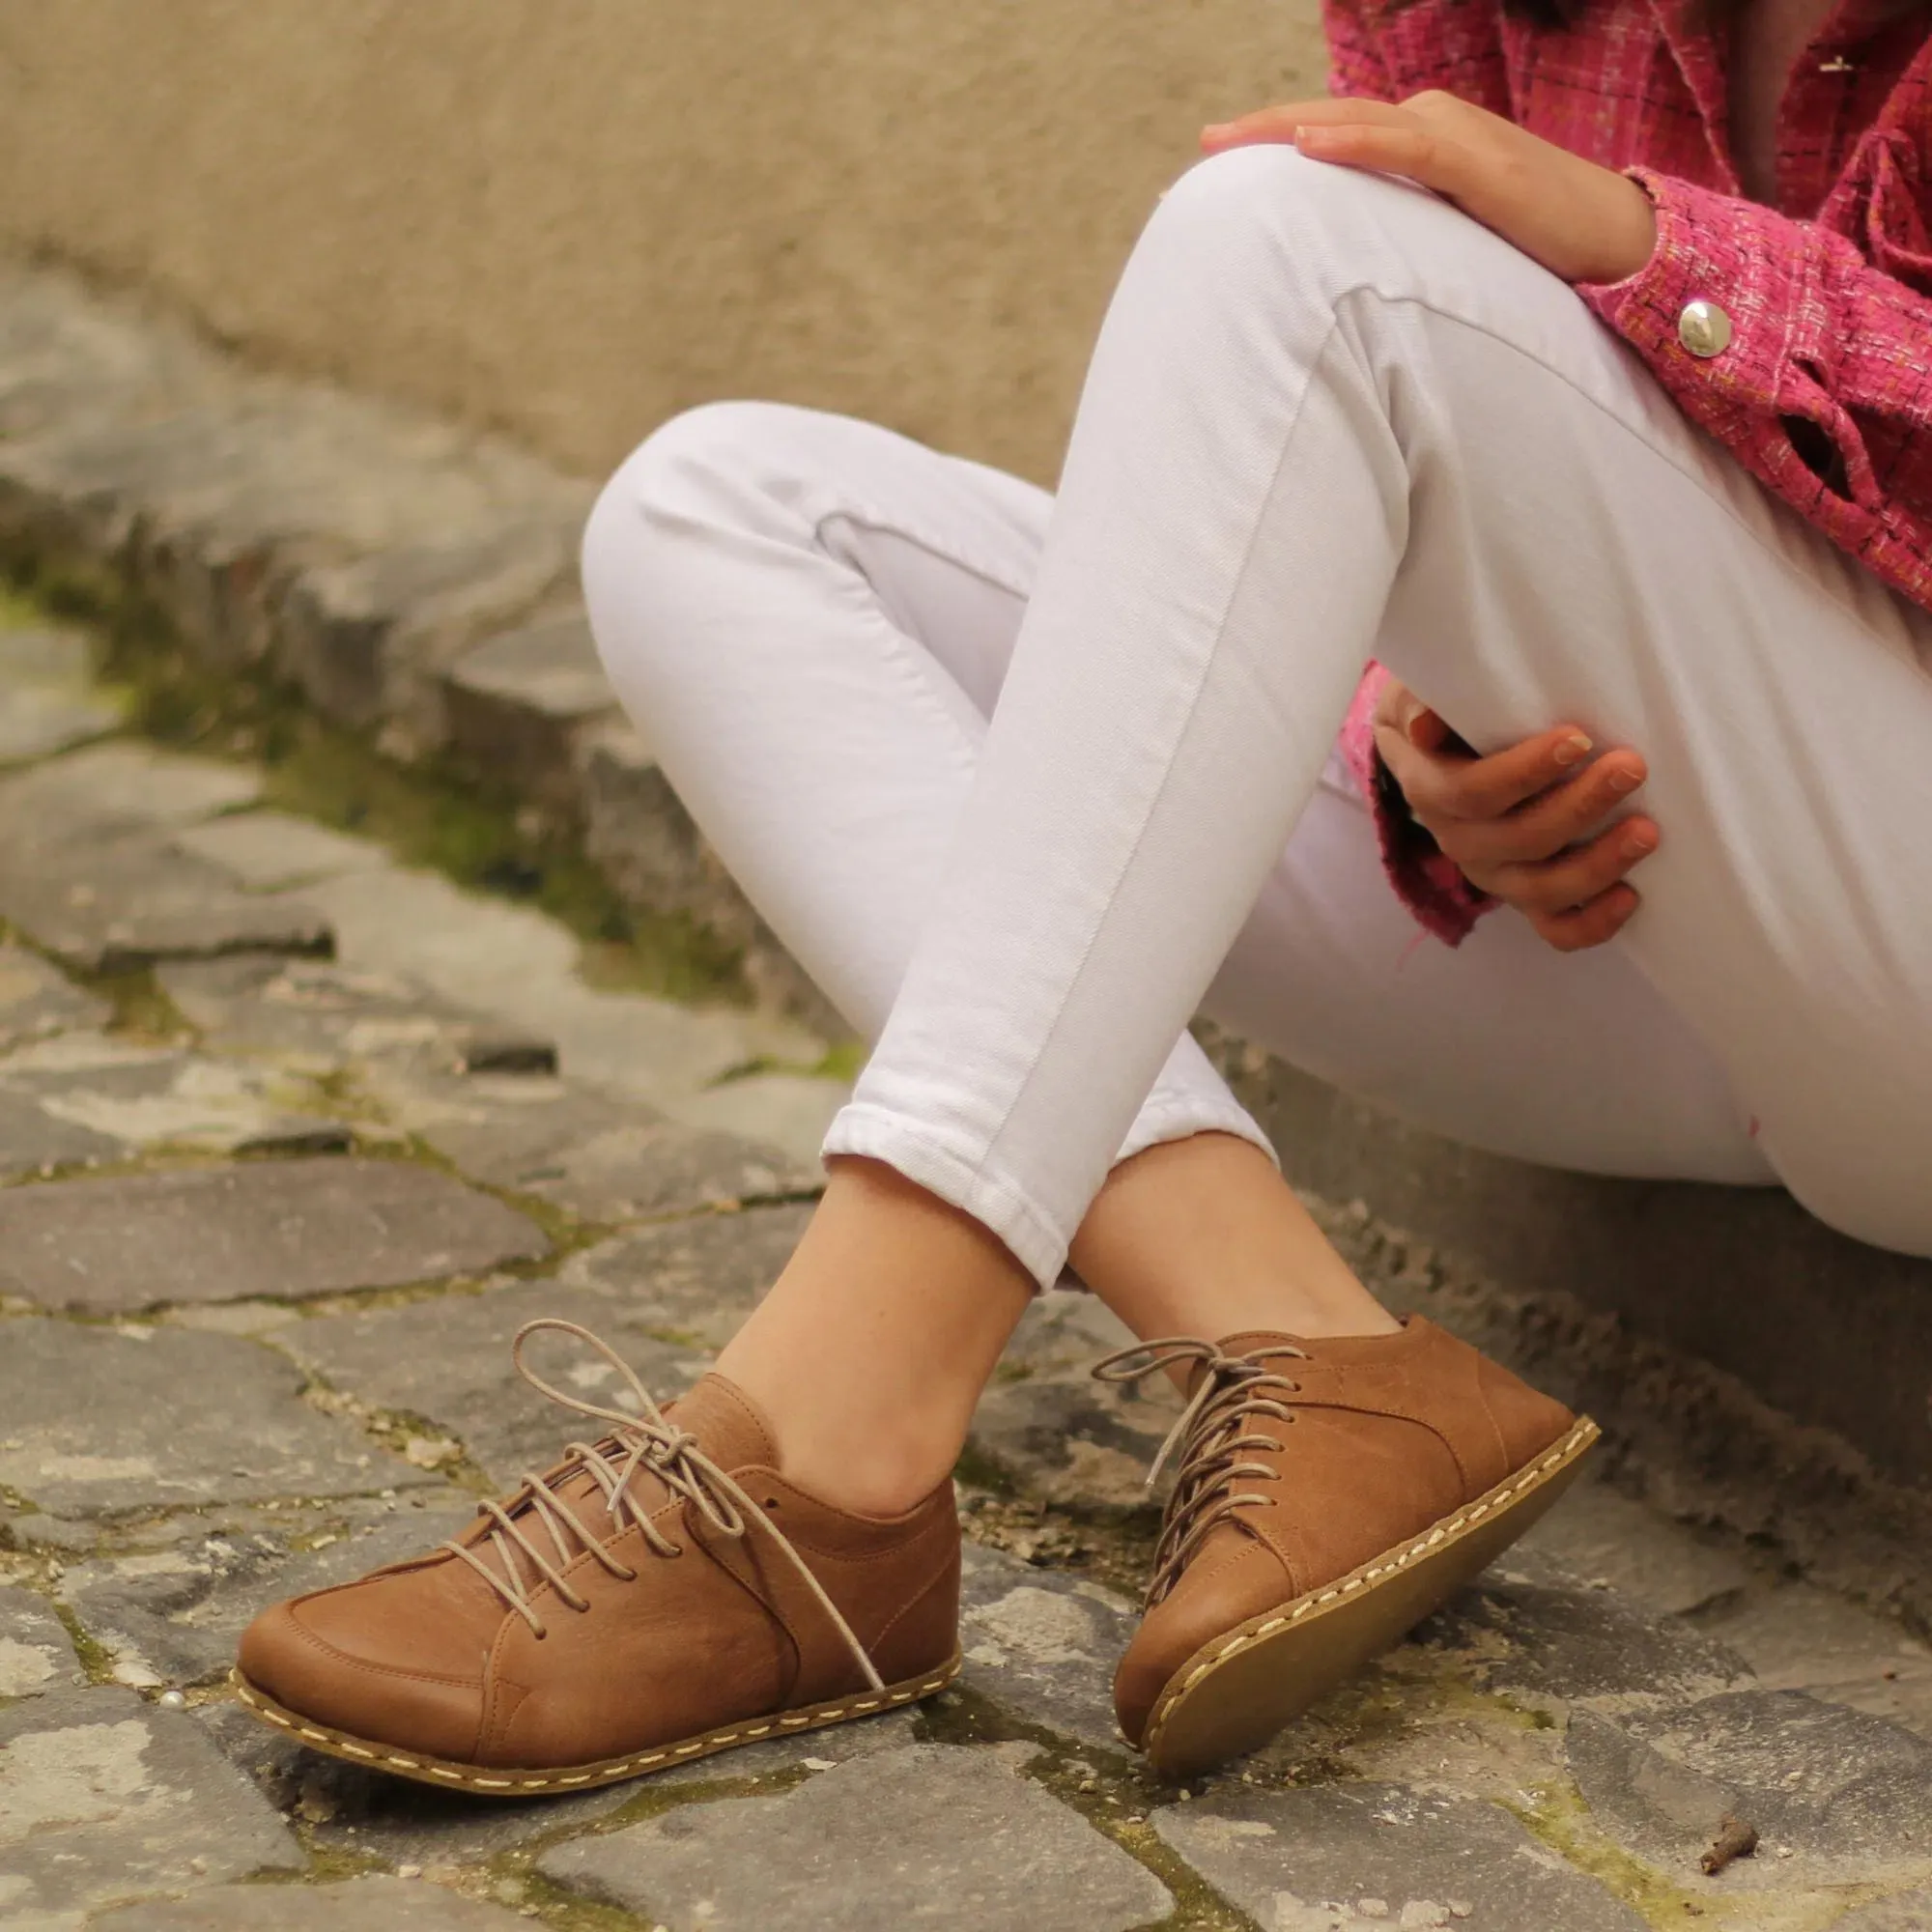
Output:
[1372,677,1659,953]
[1202,92,1658,285]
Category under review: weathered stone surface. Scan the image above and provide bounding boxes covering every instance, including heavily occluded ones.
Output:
[959,1542,1137,1751]
[284,865,815,1105]
[278,516,578,744]
[0,625,119,761]
[539,1742,1171,1930]
[0,1082,127,1177]
[0,1157,546,1314]
[0,1685,301,1918]
[281,1275,721,1488]
[551,1205,806,1346]
[0,821,332,972]
[172,810,391,890]
[661,1068,848,1166]
[157,954,486,1072]
[1697,1580,1932,1741]
[0,1319,427,1514]
[62,1493,477,1690]
[1155,1782,1646,1932]
[368,1066,812,1222]
[0,742,260,835]
[1568,1689,1932,1885]
[1833,1889,1932,1930]
[0,1585,79,1699]
[0,1033,349,1161]
[1419,1574,1752,1711]
[95,1876,537,1930]
[0,941,111,1049]
[1514,1481,1752,1620]
[442,609,617,811]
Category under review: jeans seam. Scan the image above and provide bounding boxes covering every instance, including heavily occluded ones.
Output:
[973,315,1349,1182]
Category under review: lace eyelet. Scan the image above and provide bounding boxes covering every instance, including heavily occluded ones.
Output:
[532,1627,549,1641]
[613,1566,639,1582]
[665,1542,686,1559]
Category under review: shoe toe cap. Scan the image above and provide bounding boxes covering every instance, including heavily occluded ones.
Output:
[239,1575,494,1765]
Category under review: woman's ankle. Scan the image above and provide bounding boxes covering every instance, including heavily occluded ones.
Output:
[710,1156,1034,1518]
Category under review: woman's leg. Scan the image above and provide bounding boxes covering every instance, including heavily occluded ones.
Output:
[825,144,1932,1291]
[582,386,1775,1511]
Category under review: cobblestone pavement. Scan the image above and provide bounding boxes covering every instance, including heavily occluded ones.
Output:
[0,607,1928,1932]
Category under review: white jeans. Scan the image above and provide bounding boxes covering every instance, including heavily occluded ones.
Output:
[584,147,1932,1284]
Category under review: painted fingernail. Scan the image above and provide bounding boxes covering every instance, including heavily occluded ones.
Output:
[1552,733,1593,767]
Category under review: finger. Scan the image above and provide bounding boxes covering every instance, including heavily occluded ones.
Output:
[1288,122,1474,197]
[1399,724,1594,824]
[1439,763,1652,870]
[1489,819,1661,917]
[1202,99,1419,149]
[1529,885,1640,954]
[1406,704,1454,753]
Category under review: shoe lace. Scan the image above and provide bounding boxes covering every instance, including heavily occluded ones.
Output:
[439,1318,885,1690]
[1092,1336,1309,1607]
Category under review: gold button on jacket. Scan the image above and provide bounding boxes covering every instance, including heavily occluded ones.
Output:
[1678,299,1734,358]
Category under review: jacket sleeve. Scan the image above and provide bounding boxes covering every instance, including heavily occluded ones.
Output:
[1338,665,1498,948]
[1576,136,1932,610]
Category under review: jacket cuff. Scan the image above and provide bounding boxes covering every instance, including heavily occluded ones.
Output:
[1575,169,1830,426]
[1339,665,1495,949]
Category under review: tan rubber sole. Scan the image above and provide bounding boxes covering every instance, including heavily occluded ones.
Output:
[231,1649,963,1798]
[1141,1416,1600,1778]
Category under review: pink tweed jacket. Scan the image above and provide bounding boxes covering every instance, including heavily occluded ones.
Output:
[1327,0,1932,943]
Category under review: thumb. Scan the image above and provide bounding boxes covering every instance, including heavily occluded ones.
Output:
[1406,703,1453,753]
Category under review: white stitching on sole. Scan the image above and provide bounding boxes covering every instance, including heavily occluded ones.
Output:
[1144,1417,1599,1757]
[231,1659,961,1794]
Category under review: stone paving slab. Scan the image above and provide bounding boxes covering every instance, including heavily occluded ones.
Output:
[0,1158,547,1315]
[1567,1688,1932,1889]
[554,1206,810,1348]
[440,608,617,811]
[0,625,120,763]
[0,1685,302,1920]
[1696,1578,1932,1741]
[0,1320,430,1515]
[1834,1890,1932,1929]
[0,1034,349,1163]
[0,942,112,1051]
[1154,1781,1647,1932]
[0,821,332,974]
[60,1493,478,1690]
[277,866,814,1108]
[157,955,500,1075]
[959,1542,1137,1752]
[0,1584,80,1700]
[364,1066,814,1222]
[279,1279,714,1491]
[0,1083,127,1178]
[1421,1571,1753,1712]
[94,1875,539,1931]
[1513,1481,1753,1621]
[172,810,392,892]
[537,1742,1173,1931]
[0,742,261,838]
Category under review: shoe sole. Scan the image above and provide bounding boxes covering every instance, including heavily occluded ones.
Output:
[1141,1415,1600,1778]
[230,1649,963,1798]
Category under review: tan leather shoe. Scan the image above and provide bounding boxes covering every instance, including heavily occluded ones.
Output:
[1097,1317,1596,1777]
[234,1321,961,1796]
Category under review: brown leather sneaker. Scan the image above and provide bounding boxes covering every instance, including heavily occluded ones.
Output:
[1097,1318,1596,1777]
[234,1321,962,1796]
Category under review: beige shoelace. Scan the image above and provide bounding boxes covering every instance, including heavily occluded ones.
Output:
[440,1319,884,1690]
[1093,1336,1310,1606]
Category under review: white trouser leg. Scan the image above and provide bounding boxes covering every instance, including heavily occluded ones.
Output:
[584,397,1772,1220]
[582,402,1275,1168]
[785,146,1932,1281]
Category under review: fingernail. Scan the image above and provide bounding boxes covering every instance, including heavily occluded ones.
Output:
[1626,826,1658,855]
[1607,767,1641,795]
[1552,733,1593,767]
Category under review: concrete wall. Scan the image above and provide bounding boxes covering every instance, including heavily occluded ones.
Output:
[0,0,1326,486]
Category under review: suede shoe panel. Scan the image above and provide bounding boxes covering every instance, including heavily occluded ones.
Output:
[1101,1318,1579,1755]
[235,1328,964,1786]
